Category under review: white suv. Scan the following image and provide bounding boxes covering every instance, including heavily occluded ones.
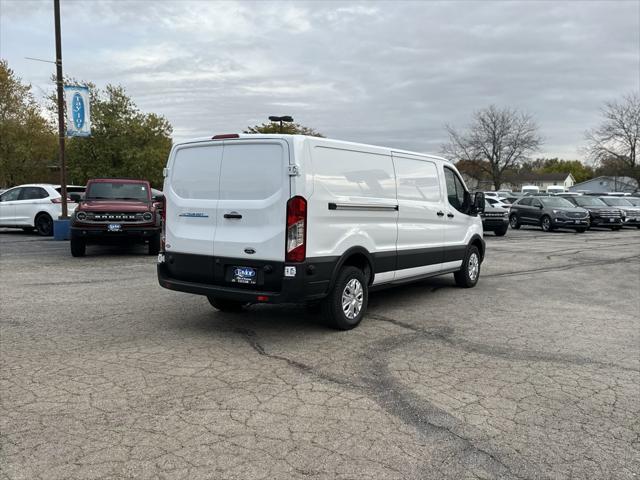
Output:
[157,134,486,329]
[0,184,80,236]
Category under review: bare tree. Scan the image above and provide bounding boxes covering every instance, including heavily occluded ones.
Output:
[585,93,639,185]
[442,105,543,190]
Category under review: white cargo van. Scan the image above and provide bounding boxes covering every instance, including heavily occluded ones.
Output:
[157,134,485,329]
[521,185,540,195]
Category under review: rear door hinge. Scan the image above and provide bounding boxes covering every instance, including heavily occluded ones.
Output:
[288,164,300,176]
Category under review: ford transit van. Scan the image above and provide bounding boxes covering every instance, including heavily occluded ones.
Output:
[157,134,485,329]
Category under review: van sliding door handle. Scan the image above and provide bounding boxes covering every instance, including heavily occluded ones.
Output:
[437,211,445,217]
[447,213,455,218]
[224,212,242,219]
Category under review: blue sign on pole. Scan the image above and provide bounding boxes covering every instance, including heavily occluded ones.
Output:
[64,85,91,137]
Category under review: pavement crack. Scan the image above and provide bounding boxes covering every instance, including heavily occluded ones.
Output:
[369,313,639,373]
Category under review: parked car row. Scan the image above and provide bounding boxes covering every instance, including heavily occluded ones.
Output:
[479,192,640,235]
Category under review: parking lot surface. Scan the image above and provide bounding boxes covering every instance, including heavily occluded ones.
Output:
[1,227,639,480]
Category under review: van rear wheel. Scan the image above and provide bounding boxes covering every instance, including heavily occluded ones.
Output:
[207,296,246,312]
[321,266,368,330]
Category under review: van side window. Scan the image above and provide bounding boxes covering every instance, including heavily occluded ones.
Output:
[395,158,440,203]
[444,168,468,213]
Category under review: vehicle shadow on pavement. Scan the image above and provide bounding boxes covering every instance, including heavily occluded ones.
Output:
[170,275,457,337]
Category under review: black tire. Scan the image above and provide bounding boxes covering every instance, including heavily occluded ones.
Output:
[21,227,35,233]
[70,237,86,257]
[509,214,520,229]
[148,233,160,255]
[575,228,586,233]
[454,245,481,288]
[541,215,553,232]
[35,213,53,236]
[207,296,245,312]
[321,266,368,330]
[494,225,508,237]
[612,226,622,231]
[636,225,640,229]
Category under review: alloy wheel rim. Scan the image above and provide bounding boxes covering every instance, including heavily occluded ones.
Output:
[341,278,364,320]
[39,216,51,233]
[468,253,479,281]
[510,216,517,227]
[543,218,550,231]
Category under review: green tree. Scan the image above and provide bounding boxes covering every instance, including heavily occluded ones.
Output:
[0,59,57,187]
[244,121,324,137]
[50,81,172,188]
[525,158,594,183]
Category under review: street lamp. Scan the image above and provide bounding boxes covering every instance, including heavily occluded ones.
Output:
[268,115,293,133]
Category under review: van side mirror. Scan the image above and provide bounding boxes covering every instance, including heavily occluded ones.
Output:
[69,192,82,202]
[152,193,164,202]
[472,192,485,215]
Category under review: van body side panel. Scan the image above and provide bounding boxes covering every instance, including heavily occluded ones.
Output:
[392,154,445,279]
[306,144,398,276]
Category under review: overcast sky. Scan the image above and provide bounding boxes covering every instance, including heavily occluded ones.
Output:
[1,0,639,159]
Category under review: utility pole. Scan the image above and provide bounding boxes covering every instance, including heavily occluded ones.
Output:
[54,0,68,218]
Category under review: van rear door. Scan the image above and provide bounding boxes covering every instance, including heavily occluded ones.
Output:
[165,142,222,259]
[213,139,290,261]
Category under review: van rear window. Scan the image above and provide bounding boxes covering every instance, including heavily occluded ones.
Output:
[171,145,223,199]
[219,143,284,200]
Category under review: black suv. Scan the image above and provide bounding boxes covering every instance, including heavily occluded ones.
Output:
[509,196,590,232]
[562,195,623,230]
[599,196,640,228]
[481,200,509,236]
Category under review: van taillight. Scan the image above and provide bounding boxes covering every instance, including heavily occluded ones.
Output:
[286,196,307,262]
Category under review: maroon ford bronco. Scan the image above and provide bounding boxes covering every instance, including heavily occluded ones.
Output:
[70,178,163,257]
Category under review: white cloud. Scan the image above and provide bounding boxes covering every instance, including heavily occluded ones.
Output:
[1,0,638,156]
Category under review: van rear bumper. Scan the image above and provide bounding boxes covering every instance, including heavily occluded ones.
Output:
[157,253,333,304]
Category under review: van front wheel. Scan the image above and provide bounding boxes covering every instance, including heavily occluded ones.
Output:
[454,246,481,288]
[322,266,368,330]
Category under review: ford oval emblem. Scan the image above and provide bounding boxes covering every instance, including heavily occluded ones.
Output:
[72,93,85,129]
[244,248,256,254]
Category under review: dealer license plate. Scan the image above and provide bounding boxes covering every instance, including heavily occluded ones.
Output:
[232,266,257,285]
[108,223,122,232]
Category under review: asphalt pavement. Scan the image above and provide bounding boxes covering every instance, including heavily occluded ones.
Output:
[1,226,639,479]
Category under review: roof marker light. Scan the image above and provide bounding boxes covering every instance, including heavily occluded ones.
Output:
[212,134,240,140]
